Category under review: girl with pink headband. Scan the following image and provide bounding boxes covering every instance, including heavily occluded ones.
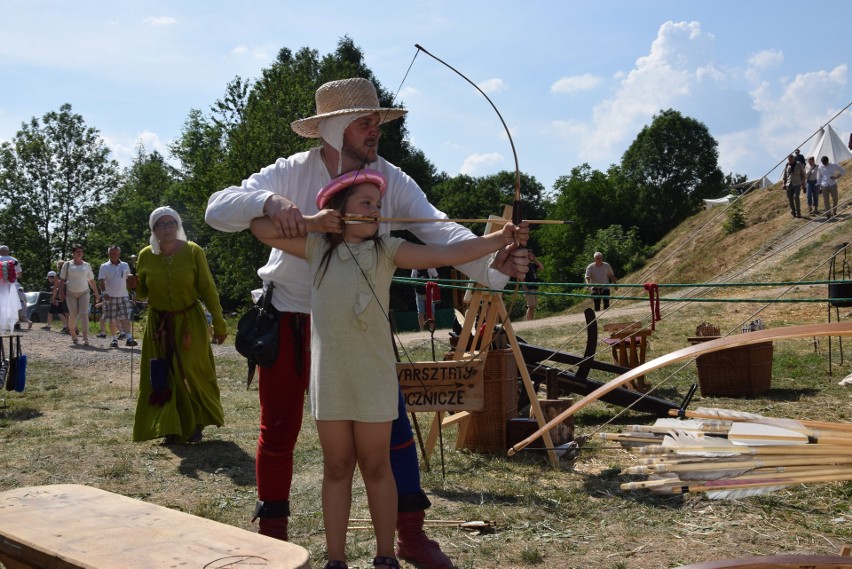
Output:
[250,168,521,569]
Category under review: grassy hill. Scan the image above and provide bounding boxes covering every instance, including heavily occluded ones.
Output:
[628,158,852,290]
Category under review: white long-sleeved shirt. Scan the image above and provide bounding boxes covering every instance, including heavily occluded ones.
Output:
[818,163,846,187]
[206,147,509,313]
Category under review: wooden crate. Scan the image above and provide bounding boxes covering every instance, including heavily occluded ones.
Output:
[695,342,773,397]
[462,348,518,453]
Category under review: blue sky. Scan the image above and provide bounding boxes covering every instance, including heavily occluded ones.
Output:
[1,0,850,193]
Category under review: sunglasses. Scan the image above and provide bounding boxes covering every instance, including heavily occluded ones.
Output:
[154,220,179,229]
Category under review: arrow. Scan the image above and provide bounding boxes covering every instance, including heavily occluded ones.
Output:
[342,215,569,225]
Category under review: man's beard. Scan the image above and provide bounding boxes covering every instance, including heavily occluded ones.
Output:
[341,139,378,166]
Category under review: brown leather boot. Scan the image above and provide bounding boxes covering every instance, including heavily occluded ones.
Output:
[395,510,454,569]
[258,517,288,541]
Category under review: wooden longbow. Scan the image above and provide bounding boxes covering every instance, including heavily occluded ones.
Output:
[507,321,852,456]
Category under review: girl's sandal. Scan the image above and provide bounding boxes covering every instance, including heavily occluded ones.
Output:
[373,556,401,569]
[322,561,348,569]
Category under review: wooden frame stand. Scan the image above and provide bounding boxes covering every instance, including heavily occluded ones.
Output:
[423,289,560,467]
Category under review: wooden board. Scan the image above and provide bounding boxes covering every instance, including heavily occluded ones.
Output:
[0,484,310,568]
[397,358,485,412]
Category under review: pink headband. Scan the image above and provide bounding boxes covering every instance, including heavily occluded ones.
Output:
[316,168,387,209]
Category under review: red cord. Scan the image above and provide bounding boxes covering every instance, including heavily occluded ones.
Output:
[644,283,661,330]
[425,281,440,322]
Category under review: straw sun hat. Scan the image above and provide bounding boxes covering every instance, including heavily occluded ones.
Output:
[290,78,407,139]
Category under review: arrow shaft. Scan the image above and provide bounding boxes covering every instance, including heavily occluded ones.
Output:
[343,215,566,225]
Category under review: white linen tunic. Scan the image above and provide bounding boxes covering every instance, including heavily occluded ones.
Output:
[306,234,404,423]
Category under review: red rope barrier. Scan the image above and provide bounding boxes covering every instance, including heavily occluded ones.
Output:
[644,283,661,330]
[425,281,440,322]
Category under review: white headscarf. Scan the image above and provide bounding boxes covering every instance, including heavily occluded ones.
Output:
[318,112,372,176]
[148,206,188,255]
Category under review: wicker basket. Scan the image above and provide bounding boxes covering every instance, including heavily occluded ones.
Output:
[462,348,518,453]
[695,342,773,397]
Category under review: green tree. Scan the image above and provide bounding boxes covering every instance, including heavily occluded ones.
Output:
[571,224,649,279]
[619,109,724,242]
[722,199,747,235]
[430,171,547,236]
[173,37,441,307]
[538,165,620,284]
[0,103,120,282]
[87,147,178,262]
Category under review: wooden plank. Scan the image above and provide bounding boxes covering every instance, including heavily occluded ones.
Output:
[0,485,310,569]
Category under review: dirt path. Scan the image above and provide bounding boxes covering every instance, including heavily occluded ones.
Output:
[18,325,234,385]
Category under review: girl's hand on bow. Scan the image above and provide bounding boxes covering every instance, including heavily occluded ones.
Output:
[305,209,343,234]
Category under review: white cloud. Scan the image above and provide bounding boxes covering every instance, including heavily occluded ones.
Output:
[229,44,272,61]
[143,16,177,26]
[477,78,506,94]
[104,130,172,167]
[460,152,503,175]
[574,21,721,163]
[398,86,420,99]
[747,49,783,69]
[744,49,783,82]
[551,74,602,94]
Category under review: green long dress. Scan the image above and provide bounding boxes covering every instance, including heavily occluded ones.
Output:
[132,241,227,442]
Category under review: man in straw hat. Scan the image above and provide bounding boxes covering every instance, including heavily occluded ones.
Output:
[207,77,530,568]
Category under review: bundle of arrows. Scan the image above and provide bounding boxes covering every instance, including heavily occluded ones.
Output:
[600,406,852,499]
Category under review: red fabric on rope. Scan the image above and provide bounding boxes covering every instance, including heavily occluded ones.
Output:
[424,281,440,322]
[644,283,661,330]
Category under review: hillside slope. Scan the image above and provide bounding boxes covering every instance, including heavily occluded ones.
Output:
[625,157,852,294]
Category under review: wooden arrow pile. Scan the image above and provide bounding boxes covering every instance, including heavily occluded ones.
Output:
[601,407,852,499]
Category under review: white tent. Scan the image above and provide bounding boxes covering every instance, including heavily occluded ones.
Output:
[704,195,734,209]
[733,176,772,191]
[805,124,852,164]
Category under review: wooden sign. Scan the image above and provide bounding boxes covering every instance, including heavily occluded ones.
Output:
[397,359,484,412]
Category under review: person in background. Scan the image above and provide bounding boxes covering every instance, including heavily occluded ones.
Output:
[132,207,227,445]
[411,268,438,331]
[52,262,72,334]
[782,153,805,218]
[205,77,529,568]
[523,251,544,321]
[818,155,846,218]
[805,156,821,215]
[95,307,108,339]
[0,246,23,332]
[43,270,69,331]
[15,281,32,330]
[98,245,137,348]
[585,252,617,312]
[59,244,100,346]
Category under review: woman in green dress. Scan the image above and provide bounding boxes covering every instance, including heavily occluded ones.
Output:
[132,206,228,444]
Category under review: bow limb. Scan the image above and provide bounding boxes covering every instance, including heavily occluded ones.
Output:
[507,321,852,456]
[414,44,523,226]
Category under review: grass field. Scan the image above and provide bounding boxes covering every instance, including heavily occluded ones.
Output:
[2,176,852,568]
